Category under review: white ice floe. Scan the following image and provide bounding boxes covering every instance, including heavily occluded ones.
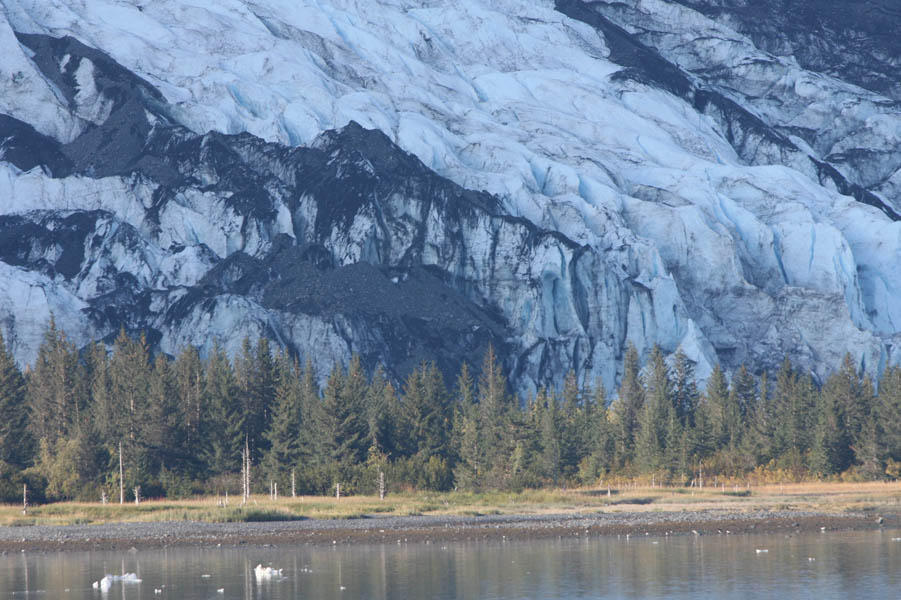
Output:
[92,573,141,594]
[254,564,284,581]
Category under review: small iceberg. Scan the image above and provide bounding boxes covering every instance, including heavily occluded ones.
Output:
[92,574,142,593]
[254,564,283,581]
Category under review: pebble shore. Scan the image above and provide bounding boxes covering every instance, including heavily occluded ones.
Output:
[0,509,890,552]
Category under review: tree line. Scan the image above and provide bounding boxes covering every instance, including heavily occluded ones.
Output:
[1,320,900,502]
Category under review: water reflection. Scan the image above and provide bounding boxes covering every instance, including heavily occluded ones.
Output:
[2,529,899,599]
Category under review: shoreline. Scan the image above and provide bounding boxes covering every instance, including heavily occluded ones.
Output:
[1,509,894,553]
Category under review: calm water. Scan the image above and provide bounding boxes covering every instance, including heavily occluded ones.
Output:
[2,529,899,599]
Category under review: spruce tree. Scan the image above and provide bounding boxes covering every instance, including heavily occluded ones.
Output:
[876,366,901,467]
[559,370,584,478]
[772,357,798,461]
[296,358,328,481]
[451,362,480,489]
[672,348,699,427]
[855,415,883,479]
[705,364,734,448]
[635,346,671,474]
[537,388,562,485]
[810,370,854,476]
[476,345,514,487]
[364,366,398,458]
[0,330,31,469]
[586,379,612,478]
[453,405,482,490]
[612,343,643,467]
[174,345,206,460]
[321,356,369,476]
[109,329,151,441]
[263,352,302,482]
[788,371,818,468]
[834,354,871,447]
[202,342,243,476]
[454,347,513,490]
[400,362,450,460]
[401,363,452,490]
[27,317,83,443]
[730,364,756,421]
[108,329,152,487]
[235,337,278,463]
[87,341,114,443]
[688,396,715,465]
[145,353,182,476]
[741,370,774,468]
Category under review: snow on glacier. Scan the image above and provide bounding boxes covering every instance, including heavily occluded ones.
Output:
[1,0,900,382]
[0,261,93,366]
[0,16,83,142]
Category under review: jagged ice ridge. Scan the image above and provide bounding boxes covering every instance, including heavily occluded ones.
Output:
[1,0,900,395]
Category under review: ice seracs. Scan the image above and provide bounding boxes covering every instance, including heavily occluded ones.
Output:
[0,0,899,389]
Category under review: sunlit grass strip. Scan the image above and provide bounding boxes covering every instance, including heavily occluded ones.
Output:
[0,482,898,527]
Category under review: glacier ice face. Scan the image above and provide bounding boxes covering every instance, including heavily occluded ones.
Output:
[667,0,901,102]
[0,0,899,391]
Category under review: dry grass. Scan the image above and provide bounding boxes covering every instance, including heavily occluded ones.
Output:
[1,482,898,527]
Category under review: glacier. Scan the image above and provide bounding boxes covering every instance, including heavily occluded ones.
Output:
[0,0,899,393]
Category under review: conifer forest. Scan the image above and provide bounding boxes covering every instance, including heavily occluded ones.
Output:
[1,321,900,503]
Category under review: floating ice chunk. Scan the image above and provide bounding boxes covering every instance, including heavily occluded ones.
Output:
[217,589,225,594]
[755,549,768,554]
[92,574,141,594]
[254,564,283,580]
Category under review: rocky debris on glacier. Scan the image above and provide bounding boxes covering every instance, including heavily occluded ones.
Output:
[0,28,677,395]
[0,0,900,394]
[667,0,901,102]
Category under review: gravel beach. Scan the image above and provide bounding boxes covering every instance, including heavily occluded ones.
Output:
[0,510,890,552]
